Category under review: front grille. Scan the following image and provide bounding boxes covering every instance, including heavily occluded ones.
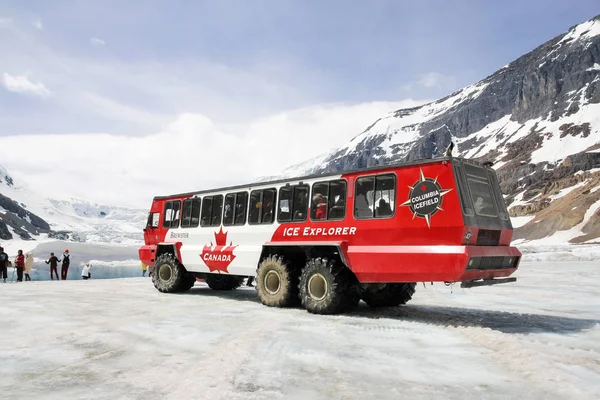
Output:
[467,256,519,270]
[476,229,501,246]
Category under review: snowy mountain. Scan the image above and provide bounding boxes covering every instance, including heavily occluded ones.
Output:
[0,164,146,248]
[276,14,600,244]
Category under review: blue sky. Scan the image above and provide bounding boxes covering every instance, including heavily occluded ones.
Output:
[1,0,598,135]
[0,1,598,206]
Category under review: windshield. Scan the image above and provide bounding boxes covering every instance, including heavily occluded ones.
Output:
[453,160,511,228]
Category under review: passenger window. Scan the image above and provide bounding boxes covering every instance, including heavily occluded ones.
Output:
[311,183,329,220]
[171,201,182,228]
[278,187,293,222]
[190,198,201,227]
[224,192,248,226]
[200,197,213,227]
[249,191,262,224]
[328,180,347,220]
[211,195,223,226]
[311,180,347,221]
[234,192,248,225]
[355,174,395,219]
[292,186,309,221]
[249,189,276,224]
[374,175,395,217]
[223,194,235,226]
[354,177,375,218]
[262,189,276,224]
[181,199,193,227]
[163,201,173,228]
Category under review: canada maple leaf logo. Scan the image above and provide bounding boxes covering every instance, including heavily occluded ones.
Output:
[200,227,237,273]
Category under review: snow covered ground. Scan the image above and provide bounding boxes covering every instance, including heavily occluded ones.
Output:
[1,259,599,400]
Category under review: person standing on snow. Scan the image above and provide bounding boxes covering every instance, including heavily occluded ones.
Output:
[24,253,34,281]
[0,247,8,283]
[141,262,147,277]
[14,250,25,282]
[61,249,70,280]
[81,263,91,280]
[45,252,60,280]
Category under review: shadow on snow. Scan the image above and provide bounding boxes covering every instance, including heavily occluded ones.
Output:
[182,285,600,335]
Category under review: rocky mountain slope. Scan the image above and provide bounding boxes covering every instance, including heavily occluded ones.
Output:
[278,14,600,244]
[0,165,146,246]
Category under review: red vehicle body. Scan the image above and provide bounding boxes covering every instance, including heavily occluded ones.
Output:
[140,156,521,314]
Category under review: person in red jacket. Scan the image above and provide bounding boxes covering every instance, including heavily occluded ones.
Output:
[313,193,327,220]
[14,250,25,282]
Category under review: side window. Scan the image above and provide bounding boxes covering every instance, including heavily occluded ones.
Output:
[162,200,182,228]
[223,194,235,226]
[278,187,293,222]
[200,196,224,227]
[262,189,276,224]
[172,200,181,227]
[211,195,223,226]
[181,199,193,227]
[311,180,347,221]
[249,191,261,224]
[292,186,309,221]
[374,175,395,217]
[354,177,375,219]
[355,174,395,219]
[200,197,213,227]
[234,192,248,225]
[146,212,160,228]
[249,189,276,224]
[190,198,201,227]
[311,182,329,220]
[163,201,173,228]
[223,192,248,226]
[328,180,347,220]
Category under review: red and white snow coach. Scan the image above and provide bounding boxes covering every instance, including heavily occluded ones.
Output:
[139,154,521,314]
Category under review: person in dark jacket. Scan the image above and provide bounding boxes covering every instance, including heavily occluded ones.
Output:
[61,249,70,280]
[45,252,60,280]
[0,247,8,283]
[14,250,25,282]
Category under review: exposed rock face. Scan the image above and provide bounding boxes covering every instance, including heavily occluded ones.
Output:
[0,172,53,240]
[282,15,600,243]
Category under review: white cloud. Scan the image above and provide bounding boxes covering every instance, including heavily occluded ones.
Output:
[0,100,423,208]
[417,72,456,89]
[32,19,43,30]
[1,72,50,97]
[90,37,106,46]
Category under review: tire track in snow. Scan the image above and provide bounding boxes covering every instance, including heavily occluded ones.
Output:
[161,308,286,400]
[421,289,600,399]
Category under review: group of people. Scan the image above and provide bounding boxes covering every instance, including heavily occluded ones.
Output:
[0,247,92,282]
[45,250,71,280]
[0,247,34,283]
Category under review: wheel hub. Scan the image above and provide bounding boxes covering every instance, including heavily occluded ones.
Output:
[158,264,173,282]
[308,273,328,301]
[264,270,281,295]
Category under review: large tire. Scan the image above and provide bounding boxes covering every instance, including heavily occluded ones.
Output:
[152,253,187,293]
[177,273,197,292]
[256,255,300,307]
[299,258,358,315]
[205,274,244,290]
[360,283,416,308]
